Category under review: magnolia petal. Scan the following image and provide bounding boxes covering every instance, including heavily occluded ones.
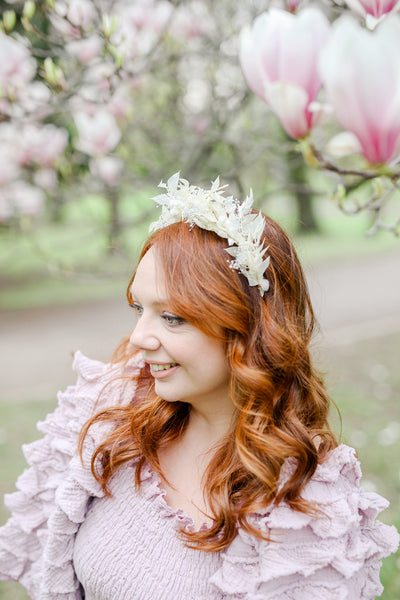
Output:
[319,15,400,163]
[345,0,400,18]
[326,132,363,157]
[239,26,269,101]
[267,81,310,139]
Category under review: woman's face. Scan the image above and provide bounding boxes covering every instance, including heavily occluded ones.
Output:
[129,247,232,411]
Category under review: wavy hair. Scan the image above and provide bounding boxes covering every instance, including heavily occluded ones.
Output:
[80,216,338,551]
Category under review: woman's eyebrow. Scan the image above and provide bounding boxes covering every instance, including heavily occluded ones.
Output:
[128,288,169,307]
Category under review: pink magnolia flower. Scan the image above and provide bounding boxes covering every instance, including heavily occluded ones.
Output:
[90,156,123,186]
[112,0,172,59]
[67,0,97,28]
[171,4,212,39]
[16,82,52,117]
[17,124,68,167]
[67,36,104,64]
[52,0,96,29]
[124,0,172,33]
[74,111,121,156]
[345,0,400,19]
[240,7,330,139]
[319,15,400,164]
[0,33,36,94]
[33,125,69,167]
[50,2,81,38]
[107,85,135,119]
[0,181,45,222]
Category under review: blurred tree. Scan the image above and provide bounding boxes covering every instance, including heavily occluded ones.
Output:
[0,0,321,264]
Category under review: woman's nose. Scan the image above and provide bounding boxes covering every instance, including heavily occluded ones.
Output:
[129,316,160,351]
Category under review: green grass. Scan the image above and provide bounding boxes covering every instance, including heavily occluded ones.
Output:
[0,190,398,311]
[319,332,400,599]
[0,400,56,600]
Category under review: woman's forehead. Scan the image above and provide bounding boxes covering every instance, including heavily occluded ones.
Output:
[130,247,168,304]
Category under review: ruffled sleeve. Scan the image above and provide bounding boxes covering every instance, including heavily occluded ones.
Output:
[210,444,400,600]
[0,350,141,600]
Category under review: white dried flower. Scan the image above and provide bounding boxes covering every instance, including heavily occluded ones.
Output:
[150,172,270,295]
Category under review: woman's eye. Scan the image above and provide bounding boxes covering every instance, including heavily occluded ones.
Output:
[162,313,185,326]
[130,302,143,316]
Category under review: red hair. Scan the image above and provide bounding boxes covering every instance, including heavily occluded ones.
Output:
[80,216,337,551]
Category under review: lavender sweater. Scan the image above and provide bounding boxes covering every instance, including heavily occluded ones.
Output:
[0,352,398,600]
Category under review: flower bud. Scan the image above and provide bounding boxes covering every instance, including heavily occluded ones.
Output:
[102,14,117,38]
[3,11,16,33]
[23,1,36,21]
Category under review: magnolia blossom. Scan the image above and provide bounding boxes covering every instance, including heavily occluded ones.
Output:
[120,0,172,33]
[240,8,330,139]
[32,125,69,167]
[319,15,400,164]
[0,33,36,94]
[0,181,45,222]
[15,82,52,117]
[66,36,104,64]
[171,3,211,39]
[16,124,68,167]
[67,0,97,28]
[50,2,81,38]
[345,0,400,19]
[112,0,173,59]
[107,85,136,119]
[90,156,123,186]
[74,111,121,156]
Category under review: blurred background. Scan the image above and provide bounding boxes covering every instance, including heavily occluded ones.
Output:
[0,0,399,597]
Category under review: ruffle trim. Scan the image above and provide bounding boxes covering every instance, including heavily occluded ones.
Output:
[0,351,141,600]
[138,461,211,533]
[210,444,400,600]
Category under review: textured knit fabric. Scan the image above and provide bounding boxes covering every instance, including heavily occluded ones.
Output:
[0,353,398,600]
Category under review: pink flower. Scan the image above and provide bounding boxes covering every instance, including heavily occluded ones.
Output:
[345,0,400,19]
[0,181,45,222]
[240,7,330,139]
[319,15,400,164]
[33,125,69,167]
[74,111,121,156]
[0,33,36,94]
[67,0,97,28]
[107,85,135,119]
[112,0,172,59]
[17,124,68,167]
[90,156,123,186]
[67,36,104,64]
[171,4,211,39]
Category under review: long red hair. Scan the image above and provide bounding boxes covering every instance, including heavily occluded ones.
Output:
[80,216,338,551]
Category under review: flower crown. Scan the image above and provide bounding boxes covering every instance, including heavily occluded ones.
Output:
[149,172,270,295]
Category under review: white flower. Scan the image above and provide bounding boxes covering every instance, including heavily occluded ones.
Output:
[150,173,270,295]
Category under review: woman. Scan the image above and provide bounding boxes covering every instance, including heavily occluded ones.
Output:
[0,173,398,599]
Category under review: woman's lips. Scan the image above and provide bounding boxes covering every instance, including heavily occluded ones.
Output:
[148,363,180,379]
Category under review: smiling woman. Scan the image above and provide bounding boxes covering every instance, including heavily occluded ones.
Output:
[0,175,398,600]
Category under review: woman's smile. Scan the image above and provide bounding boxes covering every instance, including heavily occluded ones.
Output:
[128,247,232,413]
[147,362,180,378]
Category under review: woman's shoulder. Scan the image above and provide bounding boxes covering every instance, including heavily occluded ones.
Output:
[210,444,400,600]
[68,349,143,413]
[0,350,143,599]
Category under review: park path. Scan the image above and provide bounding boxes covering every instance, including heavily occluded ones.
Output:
[1,249,400,402]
